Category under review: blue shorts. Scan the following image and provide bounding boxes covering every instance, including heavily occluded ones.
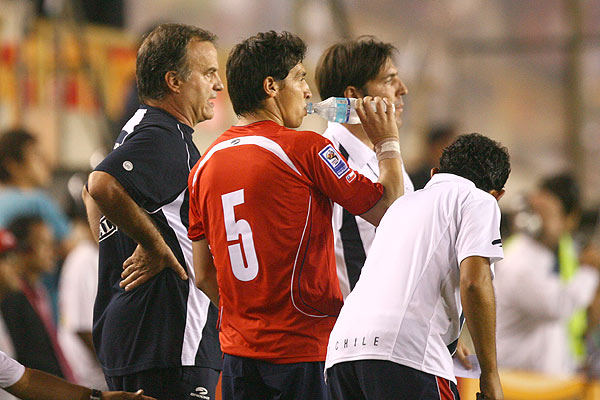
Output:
[326,360,460,400]
[222,354,329,400]
[105,366,220,400]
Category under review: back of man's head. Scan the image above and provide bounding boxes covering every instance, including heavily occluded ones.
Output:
[315,36,396,100]
[438,133,510,192]
[0,129,36,183]
[136,23,217,103]
[226,31,306,116]
[540,173,580,216]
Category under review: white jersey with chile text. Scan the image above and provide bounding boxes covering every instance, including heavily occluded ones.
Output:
[325,173,504,383]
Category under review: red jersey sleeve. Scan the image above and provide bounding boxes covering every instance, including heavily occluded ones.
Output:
[292,130,383,215]
[187,161,205,241]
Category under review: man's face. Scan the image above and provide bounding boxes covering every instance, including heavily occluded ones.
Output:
[361,57,408,123]
[179,40,224,126]
[21,142,51,187]
[24,223,56,276]
[529,189,568,248]
[275,63,312,128]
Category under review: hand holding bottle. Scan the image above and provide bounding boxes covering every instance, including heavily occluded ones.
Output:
[356,96,399,147]
[306,97,394,124]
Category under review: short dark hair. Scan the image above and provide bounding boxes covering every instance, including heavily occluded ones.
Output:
[0,129,37,182]
[439,133,510,192]
[226,31,306,116]
[540,173,580,215]
[7,215,45,253]
[315,36,396,100]
[136,23,217,102]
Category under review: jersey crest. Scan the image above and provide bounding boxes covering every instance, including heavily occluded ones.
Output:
[318,144,349,179]
[98,216,118,242]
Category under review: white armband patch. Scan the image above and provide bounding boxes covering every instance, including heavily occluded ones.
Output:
[318,144,349,179]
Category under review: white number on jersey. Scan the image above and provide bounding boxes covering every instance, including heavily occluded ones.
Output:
[221,189,259,281]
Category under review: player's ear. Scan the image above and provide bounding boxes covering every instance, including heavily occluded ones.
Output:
[430,167,439,178]
[263,76,278,98]
[489,189,505,201]
[344,86,361,99]
[165,71,181,94]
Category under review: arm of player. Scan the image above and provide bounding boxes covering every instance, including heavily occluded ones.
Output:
[193,239,219,306]
[356,96,404,226]
[460,256,504,400]
[82,184,101,243]
[86,171,188,290]
[7,367,156,400]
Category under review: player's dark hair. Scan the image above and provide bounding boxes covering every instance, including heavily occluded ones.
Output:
[315,36,396,100]
[0,129,37,183]
[7,215,45,253]
[226,31,306,116]
[136,23,217,102]
[439,133,510,192]
[540,173,580,215]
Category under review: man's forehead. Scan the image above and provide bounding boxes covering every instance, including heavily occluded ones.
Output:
[376,58,398,77]
[189,40,218,65]
[290,63,305,75]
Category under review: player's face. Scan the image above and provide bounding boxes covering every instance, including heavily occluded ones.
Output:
[180,40,223,126]
[275,63,312,128]
[361,57,408,123]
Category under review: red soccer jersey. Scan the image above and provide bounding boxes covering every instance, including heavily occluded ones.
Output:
[188,121,383,363]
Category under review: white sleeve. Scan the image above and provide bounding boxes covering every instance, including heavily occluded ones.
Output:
[59,244,98,332]
[501,250,599,320]
[456,198,504,267]
[0,351,25,388]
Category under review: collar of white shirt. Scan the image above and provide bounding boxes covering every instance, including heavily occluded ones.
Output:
[425,173,477,189]
[326,122,374,169]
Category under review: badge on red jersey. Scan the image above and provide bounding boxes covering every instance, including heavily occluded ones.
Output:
[318,144,349,179]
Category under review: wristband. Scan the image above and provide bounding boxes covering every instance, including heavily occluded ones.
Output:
[375,139,400,153]
[90,389,102,400]
[374,138,401,162]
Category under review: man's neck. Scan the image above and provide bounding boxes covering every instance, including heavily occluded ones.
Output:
[237,107,283,127]
[145,98,194,128]
[3,178,35,190]
[343,123,374,150]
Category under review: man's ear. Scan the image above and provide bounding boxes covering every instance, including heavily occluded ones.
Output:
[165,71,181,94]
[343,86,361,99]
[489,189,505,201]
[263,76,278,98]
[430,167,439,178]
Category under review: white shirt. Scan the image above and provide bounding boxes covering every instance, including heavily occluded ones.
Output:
[325,174,503,383]
[323,122,414,298]
[495,234,599,375]
[58,240,106,389]
[0,351,24,389]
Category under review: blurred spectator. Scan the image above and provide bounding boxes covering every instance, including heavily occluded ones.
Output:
[0,129,75,321]
[0,129,72,246]
[0,216,75,383]
[409,123,457,190]
[58,214,106,389]
[495,173,600,375]
[0,229,19,400]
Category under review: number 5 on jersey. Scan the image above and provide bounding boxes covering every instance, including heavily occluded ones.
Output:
[221,189,259,281]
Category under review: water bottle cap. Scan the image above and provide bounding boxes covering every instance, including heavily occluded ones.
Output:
[305,103,313,114]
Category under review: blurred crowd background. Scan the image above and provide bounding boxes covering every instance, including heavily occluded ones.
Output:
[1,0,600,398]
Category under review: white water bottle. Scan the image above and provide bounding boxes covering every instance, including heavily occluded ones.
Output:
[306,97,393,124]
